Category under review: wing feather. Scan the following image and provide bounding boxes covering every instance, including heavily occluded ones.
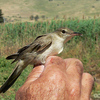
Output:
[11,34,52,63]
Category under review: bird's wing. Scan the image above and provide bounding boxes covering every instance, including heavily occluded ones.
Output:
[19,34,52,53]
[32,35,52,53]
[1,35,52,93]
[11,34,52,63]
[17,45,30,53]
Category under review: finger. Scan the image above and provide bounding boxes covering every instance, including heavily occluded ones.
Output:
[64,58,83,99]
[16,65,45,100]
[81,73,94,100]
[17,65,44,94]
[39,56,67,83]
[25,56,66,84]
[44,56,66,73]
[16,56,66,100]
[65,58,83,82]
[25,65,45,84]
[22,56,66,86]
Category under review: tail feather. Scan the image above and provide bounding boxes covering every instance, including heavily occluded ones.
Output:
[6,53,19,60]
[0,61,28,93]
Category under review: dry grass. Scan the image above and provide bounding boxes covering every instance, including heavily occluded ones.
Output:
[0,0,100,21]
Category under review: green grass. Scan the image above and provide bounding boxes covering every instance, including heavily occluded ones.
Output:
[0,57,32,100]
[1,19,100,44]
[0,19,100,99]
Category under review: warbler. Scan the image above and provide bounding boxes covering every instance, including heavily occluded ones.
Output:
[0,27,82,93]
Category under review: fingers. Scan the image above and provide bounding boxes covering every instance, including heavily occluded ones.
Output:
[16,65,45,100]
[43,57,84,100]
[40,56,66,83]
[16,56,94,100]
[25,56,66,84]
[81,73,94,100]
[64,58,94,100]
[64,58,83,99]
[44,56,66,72]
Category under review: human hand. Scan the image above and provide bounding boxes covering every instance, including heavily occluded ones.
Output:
[16,56,94,100]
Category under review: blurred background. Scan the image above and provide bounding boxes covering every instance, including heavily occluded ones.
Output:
[0,0,100,99]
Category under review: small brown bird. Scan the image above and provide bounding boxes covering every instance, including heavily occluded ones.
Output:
[0,27,82,93]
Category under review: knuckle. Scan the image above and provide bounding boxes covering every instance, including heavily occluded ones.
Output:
[47,69,64,85]
[48,70,61,81]
[73,59,83,75]
[83,73,94,83]
[74,58,83,67]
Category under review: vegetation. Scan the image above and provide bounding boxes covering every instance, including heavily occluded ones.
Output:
[1,0,100,22]
[0,18,100,99]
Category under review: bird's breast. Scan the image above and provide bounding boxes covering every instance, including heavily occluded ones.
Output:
[37,41,64,64]
[33,34,64,65]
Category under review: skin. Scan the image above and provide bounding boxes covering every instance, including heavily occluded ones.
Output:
[16,56,94,100]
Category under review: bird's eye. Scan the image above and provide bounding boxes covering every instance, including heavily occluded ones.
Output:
[62,30,66,33]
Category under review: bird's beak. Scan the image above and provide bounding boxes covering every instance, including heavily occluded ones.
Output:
[71,32,82,36]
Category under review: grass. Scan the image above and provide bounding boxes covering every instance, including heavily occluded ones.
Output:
[0,57,32,99]
[0,18,100,99]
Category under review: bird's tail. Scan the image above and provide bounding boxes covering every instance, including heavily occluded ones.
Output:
[0,60,28,93]
[6,53,18,60]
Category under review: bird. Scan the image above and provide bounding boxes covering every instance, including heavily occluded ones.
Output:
[0,27,82,93]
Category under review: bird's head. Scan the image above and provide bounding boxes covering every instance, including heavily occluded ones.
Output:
[54,27,82,43]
